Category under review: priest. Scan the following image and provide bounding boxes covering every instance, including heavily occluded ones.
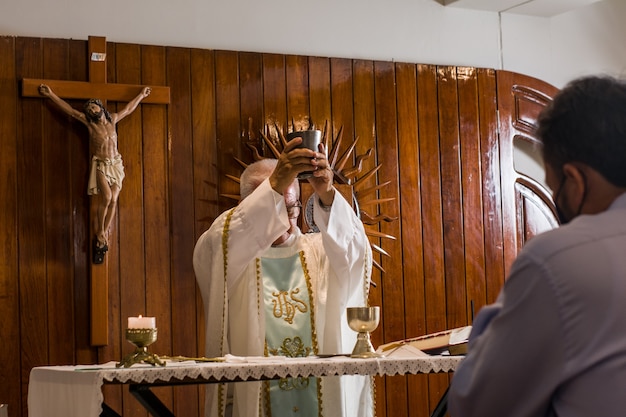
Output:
[193,135,374,417]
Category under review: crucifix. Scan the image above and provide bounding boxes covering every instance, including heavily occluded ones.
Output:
[22,36,171,346]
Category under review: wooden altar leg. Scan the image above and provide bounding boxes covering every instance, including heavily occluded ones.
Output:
[100,403,122,417]
[430,386,449,417]
[130,385,176,417]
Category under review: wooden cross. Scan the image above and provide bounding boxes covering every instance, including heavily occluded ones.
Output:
[22,36,170,346]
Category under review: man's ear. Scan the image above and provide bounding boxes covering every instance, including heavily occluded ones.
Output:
[562,162,587,205]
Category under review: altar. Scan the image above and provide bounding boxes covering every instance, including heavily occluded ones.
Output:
[28,354,462,417]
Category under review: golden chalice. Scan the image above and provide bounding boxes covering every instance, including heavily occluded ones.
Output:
[116,328,165,368]
[347,306,382,358]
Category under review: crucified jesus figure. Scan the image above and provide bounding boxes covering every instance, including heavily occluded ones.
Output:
[39,84,151,264]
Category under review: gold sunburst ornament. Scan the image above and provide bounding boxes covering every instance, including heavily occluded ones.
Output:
[221,119,397,283]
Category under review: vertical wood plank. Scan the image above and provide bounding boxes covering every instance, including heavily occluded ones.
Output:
[416,64,448,416]
[307,56,331,131]
[88,35,110,347]
[115,42,149,417]
[239,51,264,162]
[68,38,96,366]
[437,66,465,330]
[101,40,124,415]
[478,69,505,306]
[396,62,431,417]
[192,48,218,236]
[142,43,175,411]
[192,47,218,416]
[167,46,200,417]
[457,67,487,322]
[329,58,355,156]
[374,60,409,417]
[41,38,75,366]
[16,36,48,417]
[215,50,242,209]
[0,35,22,417]
[262,53,287,134]
[352,57,385,415]
[285,54,310,130]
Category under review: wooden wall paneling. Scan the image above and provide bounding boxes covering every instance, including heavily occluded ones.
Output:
[286,54,310,130]
[396,62,431,417]
[42,37,75,367]
[0,35,21,415]
[141,44,174,411]
[191,47,218,414]
[16,36,48,417]
[166,46,200,416]
[456,67,486,326]
[3,35,564,417]
[215,50,243,208]
[115,42,150,417]
[68,39,96,366]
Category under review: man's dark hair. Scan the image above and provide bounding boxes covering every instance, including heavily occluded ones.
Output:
[83,98,112,123]
[537,75,626,187]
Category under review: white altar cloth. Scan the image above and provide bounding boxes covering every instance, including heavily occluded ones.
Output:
[28,355,463,417]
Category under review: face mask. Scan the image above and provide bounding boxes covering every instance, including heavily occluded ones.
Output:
[553,171,587,225]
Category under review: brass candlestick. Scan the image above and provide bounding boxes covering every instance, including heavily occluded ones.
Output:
[347,306,383,358]
[116,328,165,368]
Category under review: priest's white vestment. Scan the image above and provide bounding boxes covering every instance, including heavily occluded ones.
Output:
[193,179,374,417]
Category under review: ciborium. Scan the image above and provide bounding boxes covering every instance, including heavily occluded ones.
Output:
[116,328,165,368]
[347,306,382,358]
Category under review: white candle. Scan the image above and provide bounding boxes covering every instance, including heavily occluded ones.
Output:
[128,315,156,329]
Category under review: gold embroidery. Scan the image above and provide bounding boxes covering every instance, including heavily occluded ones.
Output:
[271,288,308,324]
[219,208,237,416]
[299,251,319,355]
[256,258,262,318]
[268,336,312,358]
[278,376,310,391]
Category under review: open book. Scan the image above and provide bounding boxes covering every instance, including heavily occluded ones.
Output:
[377,326,472,356]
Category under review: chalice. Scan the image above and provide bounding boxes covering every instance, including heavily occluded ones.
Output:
[347,306,382,358]
[116,328,165,368]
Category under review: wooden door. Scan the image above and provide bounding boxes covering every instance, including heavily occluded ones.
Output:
[497,70,560,276]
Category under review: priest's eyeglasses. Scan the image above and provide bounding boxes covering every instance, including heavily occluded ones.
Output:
[286,201,302,219]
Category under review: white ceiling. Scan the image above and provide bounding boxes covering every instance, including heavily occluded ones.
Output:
[435,0,603,17]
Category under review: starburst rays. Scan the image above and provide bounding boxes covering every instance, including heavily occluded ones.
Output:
[219,120,398,276]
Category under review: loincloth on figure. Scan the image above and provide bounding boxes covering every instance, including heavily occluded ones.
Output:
[88,155,125,195]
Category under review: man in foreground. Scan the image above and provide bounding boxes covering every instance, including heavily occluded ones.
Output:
[449,75,626,416]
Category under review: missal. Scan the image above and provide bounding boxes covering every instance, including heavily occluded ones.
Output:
[377,326,472,356]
